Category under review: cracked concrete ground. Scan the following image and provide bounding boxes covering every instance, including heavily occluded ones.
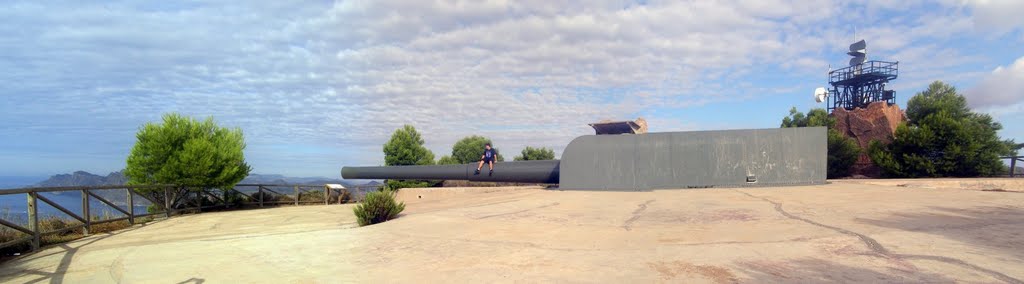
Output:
[1,180,1023,283]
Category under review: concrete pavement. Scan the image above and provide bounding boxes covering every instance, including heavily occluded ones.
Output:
[1,180,1022,283]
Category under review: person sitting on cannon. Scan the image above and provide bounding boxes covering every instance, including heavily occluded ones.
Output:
[475,143,496,176]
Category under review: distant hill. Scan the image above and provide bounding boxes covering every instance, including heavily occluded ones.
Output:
[35,170,127,187]
[32,171,371,188]
[240,173,358,187]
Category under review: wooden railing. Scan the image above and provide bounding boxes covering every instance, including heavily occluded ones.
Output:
[1004,156,1023,177]
[0,183,381,252]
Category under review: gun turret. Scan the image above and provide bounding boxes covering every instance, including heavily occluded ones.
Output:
[341,160,560,184]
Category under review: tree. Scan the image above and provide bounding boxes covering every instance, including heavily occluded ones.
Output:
[126,113,251,209]
[868,81,1013,177]
[382,125,436,189]
[513,146,556,161]
[780,107,861,179]
[451,135,504,163]
[781,107,830,128]
[437,155,460,165]
[383,125,435,166]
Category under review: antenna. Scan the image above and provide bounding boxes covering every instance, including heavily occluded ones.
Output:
[814,87,828,103]
[823,39,899,111]
[848,39,866,66]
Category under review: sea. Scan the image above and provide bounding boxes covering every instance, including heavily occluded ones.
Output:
[0,189,151,226]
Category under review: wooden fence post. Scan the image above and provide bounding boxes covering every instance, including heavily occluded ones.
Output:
[194,190,202,213]
[294,186,300,206]
[324,186,330,205]
[82,189,91,236]
[164,187,172,218]
[1011,158,1017,177]
[258,186,264,207]
[126,188,134,225]
[27,192,40,251]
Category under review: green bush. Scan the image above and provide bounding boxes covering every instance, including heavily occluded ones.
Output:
[223,189,248,207]
[514,146,556,161]
[826,129,861,178]
[251,191,282,203]
[867,81,1013,177]
[353,190,405,226]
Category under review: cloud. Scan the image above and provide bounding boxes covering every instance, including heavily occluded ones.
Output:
[0,0,1019,176]
[968,56,1024,112]
[963,0,1024,35]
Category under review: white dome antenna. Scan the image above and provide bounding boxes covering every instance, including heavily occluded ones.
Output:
[814,87,828,103]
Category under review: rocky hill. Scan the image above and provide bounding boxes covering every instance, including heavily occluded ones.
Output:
[35,170,127,187]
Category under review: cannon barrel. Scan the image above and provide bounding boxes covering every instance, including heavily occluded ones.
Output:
[341,160,560,184]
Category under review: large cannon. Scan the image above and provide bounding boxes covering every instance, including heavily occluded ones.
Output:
[340,160,560,184]
[342,127,827,191]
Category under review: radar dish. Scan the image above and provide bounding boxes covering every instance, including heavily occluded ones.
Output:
[814,87,828,103]
[849,55,866,66]
[847,39,866,56]
[847,39,867,66]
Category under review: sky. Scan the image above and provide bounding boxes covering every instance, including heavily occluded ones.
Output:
[1,0,1023,179]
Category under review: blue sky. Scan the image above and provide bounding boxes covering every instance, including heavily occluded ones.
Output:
[1,0,1023,179]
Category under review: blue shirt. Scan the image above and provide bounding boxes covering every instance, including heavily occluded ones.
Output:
[483,149,495,160]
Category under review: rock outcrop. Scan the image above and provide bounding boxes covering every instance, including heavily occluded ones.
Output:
[832,102,906,177]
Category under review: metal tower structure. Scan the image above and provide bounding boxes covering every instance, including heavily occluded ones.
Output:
[827,39,899,112]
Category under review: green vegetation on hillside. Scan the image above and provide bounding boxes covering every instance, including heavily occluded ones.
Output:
[513,146,556,161]
[780,107,861,178]
[868,81,1015,177]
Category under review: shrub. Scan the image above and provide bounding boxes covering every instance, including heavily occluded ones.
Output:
[868,81,1013,177]
[826,129,861,178]
[222,189,248,208]
[251,191,282,203]
[353,190,405,226]
[298,189,325,203]
[514,146,556,161]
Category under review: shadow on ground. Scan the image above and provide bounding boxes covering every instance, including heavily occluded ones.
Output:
[0,221,156,284]
[737,258,955,283]
[855,204,1024,259]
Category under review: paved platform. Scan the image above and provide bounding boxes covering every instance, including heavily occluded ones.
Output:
[1,180,1023,283]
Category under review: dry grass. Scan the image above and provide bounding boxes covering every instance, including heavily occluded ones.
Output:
[1,209,153,257]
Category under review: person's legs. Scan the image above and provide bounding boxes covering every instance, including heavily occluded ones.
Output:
[488,161,494,171]
[475,160,484,174]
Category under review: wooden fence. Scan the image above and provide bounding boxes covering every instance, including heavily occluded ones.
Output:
[1005,156,1023,177]
[0,183,381,252]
